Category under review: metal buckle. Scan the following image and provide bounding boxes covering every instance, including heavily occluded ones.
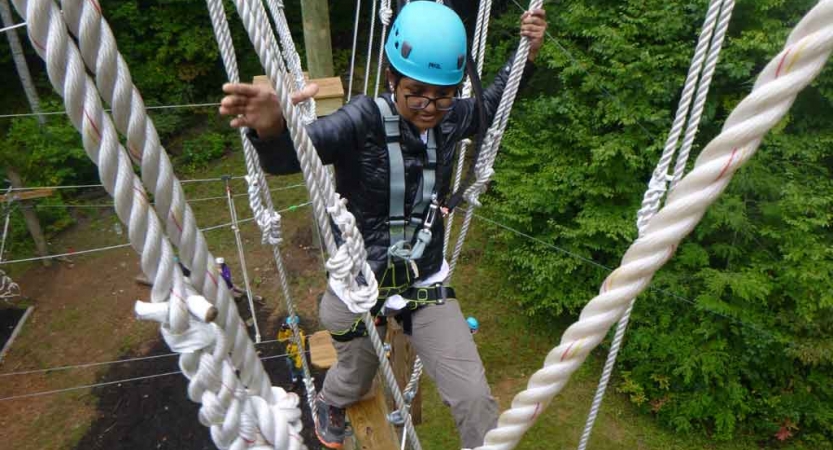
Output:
[423,197,439,230]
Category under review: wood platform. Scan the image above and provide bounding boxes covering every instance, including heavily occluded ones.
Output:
[252,74,344,116]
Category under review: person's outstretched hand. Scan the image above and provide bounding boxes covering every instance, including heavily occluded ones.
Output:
[219,82,319,140]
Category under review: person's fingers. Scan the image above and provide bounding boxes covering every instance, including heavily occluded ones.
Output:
[290,83,320,105]
[222,83,261,96]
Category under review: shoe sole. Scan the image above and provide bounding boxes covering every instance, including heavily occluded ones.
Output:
[315,428,344,450]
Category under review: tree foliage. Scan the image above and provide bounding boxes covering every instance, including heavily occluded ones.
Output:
[487,0,833,444]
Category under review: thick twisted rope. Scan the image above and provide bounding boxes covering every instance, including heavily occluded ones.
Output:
[13,1,304,447]
[476,2,833,448]
[228,1,420,448]
[264,0,316,122]
[205,0,319,423]
[448,0,542,277]
[579,2,736,448]
[57,0,275,402]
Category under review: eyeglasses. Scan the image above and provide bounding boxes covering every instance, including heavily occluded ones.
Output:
[404,94,456,111]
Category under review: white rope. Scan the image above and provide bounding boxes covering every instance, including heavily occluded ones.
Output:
[228,1,420,448]
[476,2,833,447]
[205,0,319,423]
[264,0,316,122]
[15,0,304,447]
[579,2,736,448]
[373,0,392,98]
[443,0,493,257]
[448,0,542,277]
[363,0,377,95]
[223,177,262,343]
[347,0,362,101]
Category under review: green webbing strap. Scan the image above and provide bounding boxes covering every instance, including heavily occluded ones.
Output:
[375,97,407,245]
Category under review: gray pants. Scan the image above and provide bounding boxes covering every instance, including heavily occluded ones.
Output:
[319,288,499,448]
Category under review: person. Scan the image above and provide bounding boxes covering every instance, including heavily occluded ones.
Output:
[220,2,546,448]
[277,315,306,387]
[216,257,234,290]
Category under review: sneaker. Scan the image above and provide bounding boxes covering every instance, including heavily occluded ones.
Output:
[315,394,346,449]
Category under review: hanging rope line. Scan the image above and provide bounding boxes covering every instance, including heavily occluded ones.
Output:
[447,0,543,277]
[264,0,317,122]
[443,0,493,257]
[222,176,262,343]
[347,0,362,100]
[475,2,833,447]
[362,0,378,95]
[13,0,304,447]
[206,0,319,422]
[579,1,737,448]
[227,0,421,447]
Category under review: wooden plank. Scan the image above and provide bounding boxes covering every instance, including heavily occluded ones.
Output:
[388,320,422,425]
[0,188,54,202]
[309,330,338,369]
[347,375,399,450]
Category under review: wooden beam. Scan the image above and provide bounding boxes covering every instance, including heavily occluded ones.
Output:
[346,376,400,450]
[0,188,54,203]
[388,319,422,425]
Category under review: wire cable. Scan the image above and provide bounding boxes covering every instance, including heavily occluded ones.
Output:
[0,350,306,402]
[0,202,312,265]
[0,101,221,120]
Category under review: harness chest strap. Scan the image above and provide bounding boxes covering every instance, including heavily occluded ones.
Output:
[374,97,438,256]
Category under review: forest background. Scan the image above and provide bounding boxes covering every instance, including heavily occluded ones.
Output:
[0,0,831,446]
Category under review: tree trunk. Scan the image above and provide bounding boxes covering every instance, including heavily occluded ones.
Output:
[0,0,45,124]
[5,168,51,266]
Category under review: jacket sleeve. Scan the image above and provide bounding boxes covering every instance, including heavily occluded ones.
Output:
[451,53,536,140]
[247,95,380,175]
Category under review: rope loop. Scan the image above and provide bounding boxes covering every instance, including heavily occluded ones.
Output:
[379,0,393,26]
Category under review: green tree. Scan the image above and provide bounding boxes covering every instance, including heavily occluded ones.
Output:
[485,0,833,444]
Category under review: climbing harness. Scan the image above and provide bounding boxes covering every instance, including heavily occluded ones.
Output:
[374,96,440,265]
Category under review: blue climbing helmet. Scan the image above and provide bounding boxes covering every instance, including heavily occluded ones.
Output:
[385,1,467,86]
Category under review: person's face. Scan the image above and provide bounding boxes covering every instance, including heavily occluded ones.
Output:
[388,71,457,132]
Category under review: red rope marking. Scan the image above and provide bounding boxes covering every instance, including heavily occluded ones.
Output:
[132,186,148,204]
[31,37,46,51]
[169,211,183,232]
[207,270,219,287]
[83,109,102,140]
[561,341,576,361]
[531,402,542,420]
[87,0,102,15]
[717,147,739,181]
[775,48,792,78]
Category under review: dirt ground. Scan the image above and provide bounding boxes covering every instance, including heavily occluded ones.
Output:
[0,193,330,450]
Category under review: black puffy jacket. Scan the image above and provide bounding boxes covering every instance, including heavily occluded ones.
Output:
[250,56,533,289]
